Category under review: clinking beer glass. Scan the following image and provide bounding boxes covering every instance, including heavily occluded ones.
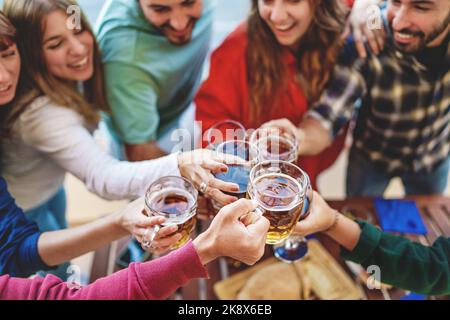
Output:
[211,139,256,213]
[247,160,312,262]
[143,176,198,251]
[249,126,298,163]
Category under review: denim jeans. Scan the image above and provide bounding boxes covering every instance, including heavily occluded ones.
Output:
[346,148,450,197]
[26,187,71,280]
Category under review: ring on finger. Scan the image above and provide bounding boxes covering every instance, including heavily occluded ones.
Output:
[199,181,208,194]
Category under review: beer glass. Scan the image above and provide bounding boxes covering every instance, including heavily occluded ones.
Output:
[144,176,198,250]
[248,160,312,262]
[204,119,247,150]
[249,127,298,163]
[211,140,256,212]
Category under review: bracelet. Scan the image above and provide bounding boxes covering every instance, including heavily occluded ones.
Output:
[324,210,340,233]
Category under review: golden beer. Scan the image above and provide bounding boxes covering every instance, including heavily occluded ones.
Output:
[249,173,304,244]
[145,177,198,250]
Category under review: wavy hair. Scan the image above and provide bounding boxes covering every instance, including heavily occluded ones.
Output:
[247,0,347,125]
[3,0,109,128]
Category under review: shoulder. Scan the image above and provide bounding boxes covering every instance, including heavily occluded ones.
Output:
[18,96,81,122]
[14,96,84,141]
[96,0,144,64]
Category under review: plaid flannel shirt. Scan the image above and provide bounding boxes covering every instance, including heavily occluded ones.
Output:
[308,20,450,176]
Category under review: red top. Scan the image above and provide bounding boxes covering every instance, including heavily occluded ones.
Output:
[0,241,208,300]
[195,24,347,189]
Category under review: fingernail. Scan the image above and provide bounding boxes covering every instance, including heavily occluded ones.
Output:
[221,167,228,173]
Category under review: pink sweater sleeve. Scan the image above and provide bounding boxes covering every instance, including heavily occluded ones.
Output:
[0,241,208,300]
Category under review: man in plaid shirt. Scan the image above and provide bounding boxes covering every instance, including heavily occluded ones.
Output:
[291,0,450,196]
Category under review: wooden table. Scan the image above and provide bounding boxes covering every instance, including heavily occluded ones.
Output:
[90,195,450,300]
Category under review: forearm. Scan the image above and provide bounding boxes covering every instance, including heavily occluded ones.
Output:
[37,213,127,267]
[1,241,208,300]
[323,211,362,252]
[341,222,450,295]
[125,141,167,162]
[297,118,333,156]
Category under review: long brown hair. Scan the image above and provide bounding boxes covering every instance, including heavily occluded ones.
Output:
[3,0,109,127]
[247,0,347,125]
[0,11,17,139]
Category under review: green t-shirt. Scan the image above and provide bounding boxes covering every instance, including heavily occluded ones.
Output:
[96,0,214,144]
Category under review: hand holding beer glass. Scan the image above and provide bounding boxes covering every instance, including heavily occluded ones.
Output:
[248,160,313,263]
[211,140,256,213]
[142,176,198,251]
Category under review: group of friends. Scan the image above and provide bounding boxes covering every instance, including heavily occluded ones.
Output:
[0,0,449,299]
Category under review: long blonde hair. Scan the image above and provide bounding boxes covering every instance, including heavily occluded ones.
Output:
[3,0,109,127]
[247,0,347,126]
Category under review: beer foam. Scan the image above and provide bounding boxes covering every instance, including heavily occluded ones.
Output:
[146,187,197,225]
[256,135,296,161]
[252,173,304,211]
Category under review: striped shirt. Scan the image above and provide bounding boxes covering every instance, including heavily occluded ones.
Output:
[308,27,450,176]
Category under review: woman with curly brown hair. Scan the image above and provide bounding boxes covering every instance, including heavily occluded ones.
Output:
[196,0,354,188]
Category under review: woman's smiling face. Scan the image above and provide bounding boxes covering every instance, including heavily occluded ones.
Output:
[0,42,20,105]
[42,10,94,82]
[258,0,314,51]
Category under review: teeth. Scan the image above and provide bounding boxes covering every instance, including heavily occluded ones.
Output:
[396,32,414,39]
[0,85,10,92]
[70,57,88,68]
[275,24,294,31]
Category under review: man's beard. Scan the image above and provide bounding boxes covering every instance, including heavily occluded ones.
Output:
[160,18,197,46]
[389,11,450,53]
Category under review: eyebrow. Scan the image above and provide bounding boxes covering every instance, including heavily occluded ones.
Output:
[410,0,435,5]
[43,35,63,45]
[148,0,194,7]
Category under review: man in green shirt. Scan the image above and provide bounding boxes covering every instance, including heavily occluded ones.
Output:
[96,0,213,161]
[295,192,450,296]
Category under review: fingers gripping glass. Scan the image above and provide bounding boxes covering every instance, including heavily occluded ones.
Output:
[211,140,256,212]
[144,176,198,251]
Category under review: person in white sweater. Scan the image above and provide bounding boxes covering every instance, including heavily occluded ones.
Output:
[1,0,241,279]
[0,9,208,278]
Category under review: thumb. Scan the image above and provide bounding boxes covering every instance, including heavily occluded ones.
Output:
[247,215,270,236]
[136,216,165,228]
[293,219,316,237]
[215,153,248,166]
[222,198,258,221]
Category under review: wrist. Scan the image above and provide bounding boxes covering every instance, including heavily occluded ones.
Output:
[296,128,306,155]
[323,209,341,235]
[110,211,130,237]
[192,231,217,265]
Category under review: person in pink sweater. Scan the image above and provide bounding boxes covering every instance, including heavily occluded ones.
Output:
[0,199,269,300]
